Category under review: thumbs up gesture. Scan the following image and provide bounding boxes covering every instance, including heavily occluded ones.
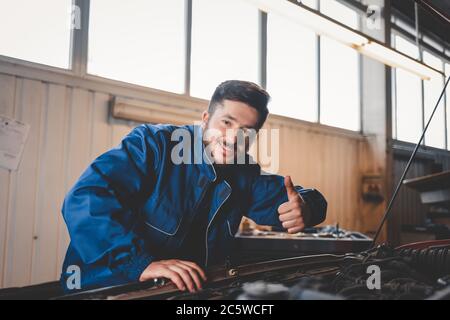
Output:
[278,176,306,234]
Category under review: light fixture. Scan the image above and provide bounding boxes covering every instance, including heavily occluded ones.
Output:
[357,41,442,80]
[243,0,443,80]
[245,0,369,46]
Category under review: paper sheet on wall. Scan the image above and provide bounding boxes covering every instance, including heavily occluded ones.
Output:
[0,116,30,171]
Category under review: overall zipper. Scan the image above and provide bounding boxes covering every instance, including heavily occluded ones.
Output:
[204,180,231,267]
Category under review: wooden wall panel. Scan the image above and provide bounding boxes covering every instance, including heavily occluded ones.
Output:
[31,84,68,284]
[263,121,363,231]
[3,79,44,287]
[90,93,112,160]
[0,74,16,288]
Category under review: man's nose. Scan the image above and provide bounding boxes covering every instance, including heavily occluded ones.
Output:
[224,128,238,144]
[225,128,247,146]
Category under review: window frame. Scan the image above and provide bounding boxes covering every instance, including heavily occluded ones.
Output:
[86,0,188,94]
[316,0,363,132]
[0,0,78,74]
[189,0,262,100]
[391,23,450,150]
[0,0,365,135]
[263,0,363,131]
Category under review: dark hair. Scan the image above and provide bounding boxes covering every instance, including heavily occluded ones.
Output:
[208,80,270,129]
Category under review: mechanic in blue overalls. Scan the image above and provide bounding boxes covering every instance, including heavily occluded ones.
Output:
[60,80,327,293]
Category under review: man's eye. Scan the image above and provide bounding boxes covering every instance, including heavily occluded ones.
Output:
[222,120,231,126]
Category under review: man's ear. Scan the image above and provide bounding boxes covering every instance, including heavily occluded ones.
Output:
[201,111,209,129]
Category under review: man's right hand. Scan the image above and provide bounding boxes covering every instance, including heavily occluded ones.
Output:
[139,259,207,293]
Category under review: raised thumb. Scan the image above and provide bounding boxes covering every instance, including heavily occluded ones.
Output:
[284,176,297,200]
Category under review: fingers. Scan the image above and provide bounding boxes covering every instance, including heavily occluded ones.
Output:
[278,194,304,215]
[139,259,207,293]
[284,176,298,200]
[287,226,303,234]
[278,210,300,222]
[174,263,204,292]
[167,264,197,293]
[164,260,206,292]
[278,201,299,215]
[177,260,207,281]
[277,197,306,232]
[281,217,304,230]
[159,269,186,291]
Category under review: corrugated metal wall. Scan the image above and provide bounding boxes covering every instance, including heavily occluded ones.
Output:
[0,72,367,288]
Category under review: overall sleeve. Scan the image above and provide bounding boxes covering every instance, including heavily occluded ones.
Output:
[246,174,327,229]
[62,125,162,281]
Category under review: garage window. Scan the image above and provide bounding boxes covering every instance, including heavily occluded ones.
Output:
[0,0,73,69]
[266,12,318,122]
[87,0,186,93]
[190,0,260,100]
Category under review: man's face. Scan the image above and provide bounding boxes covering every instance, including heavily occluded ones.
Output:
[202,99,259,165]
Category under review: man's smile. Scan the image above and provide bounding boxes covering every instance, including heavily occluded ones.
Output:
[217,139,234,154]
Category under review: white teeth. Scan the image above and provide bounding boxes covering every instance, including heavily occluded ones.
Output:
[219,140,233,151]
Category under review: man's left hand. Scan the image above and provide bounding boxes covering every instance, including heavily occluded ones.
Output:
[278,176,306,234]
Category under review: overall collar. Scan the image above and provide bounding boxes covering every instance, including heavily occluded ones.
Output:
[192,124,217,183]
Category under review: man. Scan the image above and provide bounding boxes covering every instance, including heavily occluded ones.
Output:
[61,80,327,293]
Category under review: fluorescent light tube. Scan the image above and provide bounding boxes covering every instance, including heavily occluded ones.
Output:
[357,41,443,80]
[245,0,369,46]
[243,0,442,80]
